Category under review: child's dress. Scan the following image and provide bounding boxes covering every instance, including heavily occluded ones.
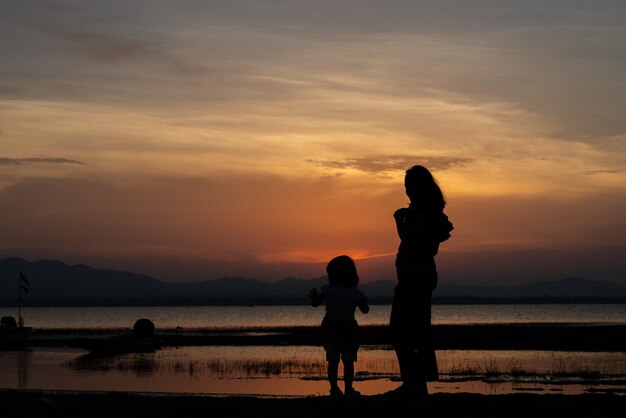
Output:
[319,284,368,361]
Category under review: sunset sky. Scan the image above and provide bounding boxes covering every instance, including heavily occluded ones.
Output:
[1,1,625,284]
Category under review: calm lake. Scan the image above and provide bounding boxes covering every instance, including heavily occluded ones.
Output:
[2,304,625,396]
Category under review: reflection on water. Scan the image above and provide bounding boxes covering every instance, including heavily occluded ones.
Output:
[10,350,31,390]
[67,352,325,378]
[70,353,159,376]
[1,347,625,396]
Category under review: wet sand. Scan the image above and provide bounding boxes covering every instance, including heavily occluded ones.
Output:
[2,389,624,418]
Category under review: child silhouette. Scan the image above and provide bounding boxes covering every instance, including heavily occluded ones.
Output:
[309,255,369,397]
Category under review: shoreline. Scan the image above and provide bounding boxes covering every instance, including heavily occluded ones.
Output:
[24,323,626,351]
[2,389,625,418]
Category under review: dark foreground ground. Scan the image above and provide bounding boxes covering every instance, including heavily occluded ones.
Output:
[2,390,624,418]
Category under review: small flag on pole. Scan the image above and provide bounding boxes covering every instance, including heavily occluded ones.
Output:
[20,271,30,287]
[20,272,31,294]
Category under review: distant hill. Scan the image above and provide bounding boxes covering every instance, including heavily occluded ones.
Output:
[0,257,166,299]
[1,257,625,306]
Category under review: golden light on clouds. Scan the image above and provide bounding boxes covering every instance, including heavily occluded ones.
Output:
[1,1,625,283]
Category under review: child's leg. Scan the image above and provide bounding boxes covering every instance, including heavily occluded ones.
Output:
[327,358,340,390]
[343,359,354,391]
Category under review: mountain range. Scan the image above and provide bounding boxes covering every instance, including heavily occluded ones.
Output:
[1,257,625,306]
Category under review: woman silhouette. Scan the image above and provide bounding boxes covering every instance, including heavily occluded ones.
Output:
[388,165,453,396]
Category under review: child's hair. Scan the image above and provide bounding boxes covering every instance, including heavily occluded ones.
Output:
[404,165,446,211]
[326,255,359,287]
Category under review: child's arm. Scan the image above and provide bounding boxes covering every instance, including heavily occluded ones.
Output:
[308,287,326,307]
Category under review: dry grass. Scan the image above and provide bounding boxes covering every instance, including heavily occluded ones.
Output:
[442,355,626,380]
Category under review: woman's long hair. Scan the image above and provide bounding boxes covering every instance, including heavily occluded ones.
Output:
[404,165,446,211]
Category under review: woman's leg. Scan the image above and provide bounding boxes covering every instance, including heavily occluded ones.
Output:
[390,284,418,383]
[391,266,438,391]
[415,291,438,381]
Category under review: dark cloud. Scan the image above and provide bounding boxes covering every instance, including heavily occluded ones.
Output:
[307,156,471,173]
[0,157,85,166]
[582,170,620,176]
[20,21,200,76]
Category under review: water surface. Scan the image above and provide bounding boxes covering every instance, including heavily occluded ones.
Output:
[3,304,624,396]
[2,304,625,329]
[1,347,624,396]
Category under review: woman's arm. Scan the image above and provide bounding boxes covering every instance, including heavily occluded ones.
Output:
[394,207,411,240]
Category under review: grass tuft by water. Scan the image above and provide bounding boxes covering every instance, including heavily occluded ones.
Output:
[65,350,626,386]
[441,353,625,382]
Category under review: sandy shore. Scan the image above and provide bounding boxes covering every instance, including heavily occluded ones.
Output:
[2,389,625,418]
